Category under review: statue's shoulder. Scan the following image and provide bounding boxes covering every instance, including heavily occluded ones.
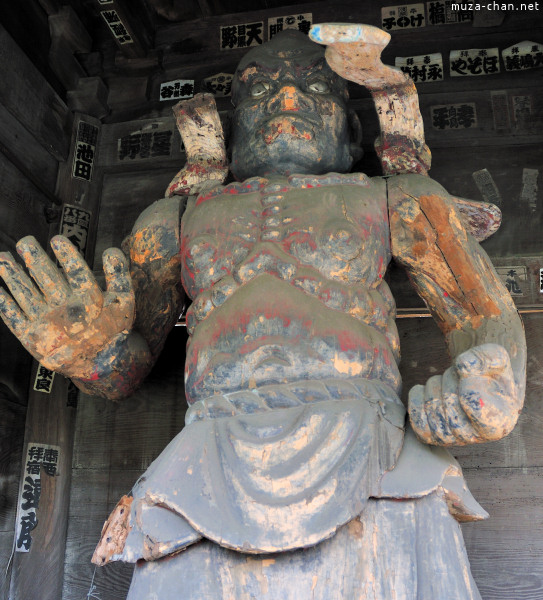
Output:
[384,173,449,203]
[133,196,184,233]
[385,173,501,242]
[122,196,183,265]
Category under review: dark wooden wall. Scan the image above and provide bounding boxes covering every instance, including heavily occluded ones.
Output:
[1,1,543,599]
[0,3,104,598]
[0,14,68,599]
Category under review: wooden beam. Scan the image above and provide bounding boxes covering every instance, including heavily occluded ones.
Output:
[156,0,543,50]
[7,110,107,600]
[95,0,149,59]
[67,78,110,121]
[0,103,58,196]
[48,5,92,91]
[0,387,27,600]
[0,139,62,206]
[55,112,103,268]
[0,152,55,247]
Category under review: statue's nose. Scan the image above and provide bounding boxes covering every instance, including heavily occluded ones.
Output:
[279,85,299,111]
[267,85,310,112]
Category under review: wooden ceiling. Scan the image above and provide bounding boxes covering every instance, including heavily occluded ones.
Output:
[1,0,543,125]
[144,0,329,22]
[0,0,335,109]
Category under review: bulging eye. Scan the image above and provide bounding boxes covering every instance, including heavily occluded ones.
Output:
[250,81,271,98]
[307,79,330,94]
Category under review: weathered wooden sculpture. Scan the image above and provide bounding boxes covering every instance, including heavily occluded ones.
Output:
[0,24,526,599]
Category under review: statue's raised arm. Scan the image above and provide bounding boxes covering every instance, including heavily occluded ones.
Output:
[0,193,184,399]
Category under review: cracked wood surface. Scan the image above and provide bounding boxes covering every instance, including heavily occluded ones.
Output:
[166,94,228,197]
[388,174,526,446]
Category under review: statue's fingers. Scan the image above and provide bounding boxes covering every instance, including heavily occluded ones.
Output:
[424,374,456,445]
[0,288,29,338]
[103,248,133,296]
[455,343,509,379]
[50,236,102,305]
[0,252,45,318]
[103,249,135,330]
[309,22,389,47]
[16,236,70,305]
[458,375,515,440]
[442,366,479,444]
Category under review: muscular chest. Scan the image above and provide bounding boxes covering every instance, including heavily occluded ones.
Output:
[181,174,390,298]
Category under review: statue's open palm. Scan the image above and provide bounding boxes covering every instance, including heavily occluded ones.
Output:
[0,235,134,378]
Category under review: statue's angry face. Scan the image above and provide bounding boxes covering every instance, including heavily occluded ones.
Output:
[230,31,356,180]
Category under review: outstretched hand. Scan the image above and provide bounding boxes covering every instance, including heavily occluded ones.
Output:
[408,343,520,446]
[0,235,135,378]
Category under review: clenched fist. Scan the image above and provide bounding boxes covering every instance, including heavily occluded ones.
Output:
[408,343,520,446]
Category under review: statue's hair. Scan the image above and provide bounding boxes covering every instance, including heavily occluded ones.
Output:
[236,30,324,66]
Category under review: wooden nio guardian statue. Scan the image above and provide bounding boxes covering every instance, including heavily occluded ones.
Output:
[0,24,525,600]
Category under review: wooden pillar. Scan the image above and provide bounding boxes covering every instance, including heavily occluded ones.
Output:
[8,111,103,600]
[8,368,76,600]
[0,342,29,600]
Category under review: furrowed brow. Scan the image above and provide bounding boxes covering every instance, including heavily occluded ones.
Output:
[238,62,278,83]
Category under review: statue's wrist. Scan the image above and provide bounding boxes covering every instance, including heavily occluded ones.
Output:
[70,331,153,400]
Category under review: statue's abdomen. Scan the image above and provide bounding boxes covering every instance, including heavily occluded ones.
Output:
[180,174,400,403]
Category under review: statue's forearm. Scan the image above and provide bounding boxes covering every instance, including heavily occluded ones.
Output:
[447,311,527,404]
[389,174,527,445]
[74,196,185,400]
[407,270,527,445]
[309,23,431,176]
[67,277,183,401]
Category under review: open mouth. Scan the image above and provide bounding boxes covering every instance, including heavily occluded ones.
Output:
[260,113,319,144]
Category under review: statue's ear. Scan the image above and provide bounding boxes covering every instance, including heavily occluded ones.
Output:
[348,109,364,163]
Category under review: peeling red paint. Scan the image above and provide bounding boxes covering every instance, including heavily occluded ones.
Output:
[336,331,359,352]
